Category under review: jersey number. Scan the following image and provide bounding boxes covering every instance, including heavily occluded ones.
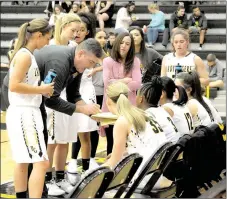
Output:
[184,113,193,131]
[167,117,178,132]
[148,116,163,134]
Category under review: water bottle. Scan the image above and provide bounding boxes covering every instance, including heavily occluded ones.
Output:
[44,69,57,84]
[173,63,183,79]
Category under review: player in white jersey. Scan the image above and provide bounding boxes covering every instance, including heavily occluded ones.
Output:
[175,72,215,128]
[6,19,53,198]
[160,76,194,136]
[161,29,209,87]
[136,76,179,143]
[44,14,81,196]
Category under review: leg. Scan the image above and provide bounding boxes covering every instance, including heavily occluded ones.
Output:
[147,27,153,45]
[46,144,57,173]
[162,28,169,47]
[98,13,109,31]
[28,160,49,198]
[151,28,159,44]
[55,144,69,172]
[14,163,29,197]
[71,138,81,160]
[209,80,224,89]
[105,125,114,156]
[199,29,206,46]
[78,132,91,171]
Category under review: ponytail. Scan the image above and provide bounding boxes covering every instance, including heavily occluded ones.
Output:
[10,23,29,63]
[172,85,188,106]
[107,82,147,133]
[176,71,214,121]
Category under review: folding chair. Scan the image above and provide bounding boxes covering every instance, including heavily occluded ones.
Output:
[124,142,177,198]
[97,153,143,198]
[67,166,114,198]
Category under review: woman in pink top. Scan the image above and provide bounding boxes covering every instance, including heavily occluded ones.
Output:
[102,32,142,155]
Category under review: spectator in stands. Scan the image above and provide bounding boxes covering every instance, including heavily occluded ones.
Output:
[161,29,209,87]
[101,32,141,157]
[175,71,222,128]
[69,2,80,14]
[169,6,188,33]
[49,4,65,26]
[79,1,95,13]
[145,3,165,48]
[206,54,224,89]
[188,6,207,50]
[95,0,115,31]
[115,1,136,35]
[129,26,163,76]
[106,32,116,55]
[103,81,167,174]
[137,76,179,143]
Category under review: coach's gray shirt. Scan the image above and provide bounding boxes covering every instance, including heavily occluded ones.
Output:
[34,45,82,116]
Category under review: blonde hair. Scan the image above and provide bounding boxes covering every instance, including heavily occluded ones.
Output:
[170,29,190,51]
[54,13,81,45]
[148,3,159,10]
[107,82,147,132]
[10,18,52,63]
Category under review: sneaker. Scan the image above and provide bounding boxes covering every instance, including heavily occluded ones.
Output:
[67,172,81,186]
[146,43,154,48]
[67,159,78,174]
[198,47,202,50]
[89,158,99,170]
[46,179,65,196]
[56,179,74,193]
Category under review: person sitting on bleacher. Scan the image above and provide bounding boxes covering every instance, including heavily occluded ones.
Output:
[169,5,188,34]
[144,3,165,48]
[69,2,80,14]
[49,4,65,26]
[206,54,224,89]
[188,6,207,50]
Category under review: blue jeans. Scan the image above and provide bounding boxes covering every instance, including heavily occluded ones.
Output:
[147,28,164,45]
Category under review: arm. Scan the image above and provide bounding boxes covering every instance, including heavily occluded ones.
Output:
[151,12,165,28]
[9,52,53,95]
[103,116,129,169]
[127,58,142,91]
[98,1,113,13]
[169,14,175,31]
[161,55,167,77]
[149,48,163,63]
[179,14,188,29]
[103,58,119,87]
[44,60,76,115]
[194,55,209,86]
[188,15,193,27]
[95,1,101,14]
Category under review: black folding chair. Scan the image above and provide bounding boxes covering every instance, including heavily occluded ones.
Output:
[124,142,177,198]
[67,166,114,198]
[97,153,143,198]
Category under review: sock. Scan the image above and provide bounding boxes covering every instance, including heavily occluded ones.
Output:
[16,191,27,198]
[82,159,90,171]
[45,171,52,182]
[56,171,65,182]
[200,44,203,47]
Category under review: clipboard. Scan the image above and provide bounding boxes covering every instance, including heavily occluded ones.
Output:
[91,112,118,126]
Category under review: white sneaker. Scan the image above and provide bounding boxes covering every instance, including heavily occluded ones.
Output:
[67,159,78,173]
[89,158,99,170]
[67,172,81,186]
[198,47,202,50]
[146,43,154,48]
[56,179,74,193]
[46,179,65,196]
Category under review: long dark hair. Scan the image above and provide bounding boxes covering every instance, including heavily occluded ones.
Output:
[138,75,163,107]
[78,12,96,39]
[128,26,148,66]
[125,1,135,16]
[161,76,188,106]
[111,32,135,75]
[176,71,214,121]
